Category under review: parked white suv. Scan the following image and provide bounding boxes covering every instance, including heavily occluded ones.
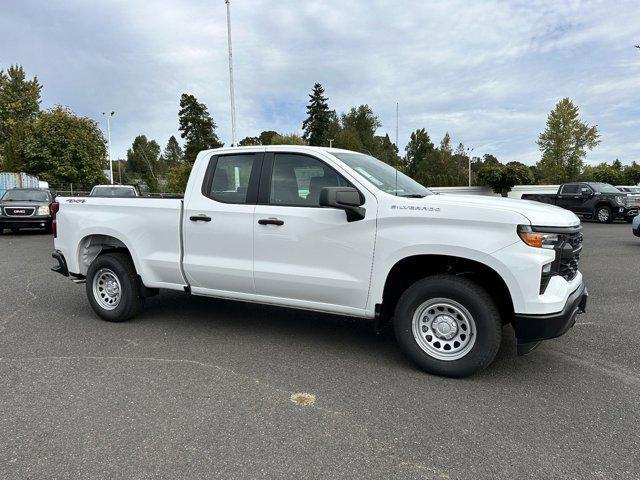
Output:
[51,146,587,377]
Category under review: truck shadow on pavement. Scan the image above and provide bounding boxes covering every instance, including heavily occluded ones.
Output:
[128,288,519,379]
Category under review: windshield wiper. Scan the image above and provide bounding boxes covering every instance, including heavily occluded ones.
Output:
[399,194,426,198]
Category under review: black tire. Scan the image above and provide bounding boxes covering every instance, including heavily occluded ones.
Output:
[595,205,613,224]
[85,252,142,322]
[393,274,502,378]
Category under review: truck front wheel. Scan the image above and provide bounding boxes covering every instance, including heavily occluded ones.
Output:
[394,275,502,378]
[595,205,613,223]
[86,252,142,322]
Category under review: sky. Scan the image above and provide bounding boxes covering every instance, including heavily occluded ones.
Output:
[2,0,640,165]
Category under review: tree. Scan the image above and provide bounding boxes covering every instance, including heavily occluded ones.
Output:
[239,136,261,146]
[162,135,183,163]
[270,133,307,145]
[157,135,183,176]
[21,106,107,187]
[536,98,600,183]
[0,65,41,144]
[178,93,222,162]
[404,128,436,185]
[478,160,533,197]
[258,130,279,146]
[301,83,332,146]
[337,105,381,154]
[372,134,401,167]
[165,161,193,194]
[126,135,161,191]
[0,65,42,169]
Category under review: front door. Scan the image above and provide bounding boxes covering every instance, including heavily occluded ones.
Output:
[253,152,377,313]
[182,152,262,295]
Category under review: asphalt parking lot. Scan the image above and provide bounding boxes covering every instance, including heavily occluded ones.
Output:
[1,222,639,479]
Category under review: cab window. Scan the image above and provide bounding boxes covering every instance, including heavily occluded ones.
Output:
[206,154,256,204]
[269,154,350,207]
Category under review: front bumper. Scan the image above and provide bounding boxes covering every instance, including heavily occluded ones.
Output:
[514,281,587,355]
[0,215,52,230]
[614,206,638,219]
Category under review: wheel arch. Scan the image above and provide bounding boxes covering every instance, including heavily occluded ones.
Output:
[76,232,139,277]
[377,254,516,325]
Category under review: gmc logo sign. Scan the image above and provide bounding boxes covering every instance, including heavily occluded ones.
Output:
[14,209,26,214]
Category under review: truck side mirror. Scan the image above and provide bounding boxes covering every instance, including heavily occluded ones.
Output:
[581,189,592,197]
[319,187,366,222]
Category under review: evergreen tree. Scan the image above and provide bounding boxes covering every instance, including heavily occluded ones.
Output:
[178,93,222,162]
[301,83,332,146]
[536,98,600,183]
[162,135,183,164]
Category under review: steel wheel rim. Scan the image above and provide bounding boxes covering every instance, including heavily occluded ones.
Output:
[411,298,476,361]
[92,268,122,310]
[597,208,609,222]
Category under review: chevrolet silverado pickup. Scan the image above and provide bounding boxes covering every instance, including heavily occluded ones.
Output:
[522,182,638,223]
[51,146,588,377]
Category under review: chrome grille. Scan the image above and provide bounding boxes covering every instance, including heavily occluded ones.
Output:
[4,207,35,217]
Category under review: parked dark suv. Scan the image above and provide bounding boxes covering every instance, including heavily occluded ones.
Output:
[522,182,638,223]
[0,188,54,234]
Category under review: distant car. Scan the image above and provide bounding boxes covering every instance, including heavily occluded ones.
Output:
[633,214,640,238]
[616,186,640,194]
[90,185,139,197]
[522,182,638,223]
[0,188,54,234]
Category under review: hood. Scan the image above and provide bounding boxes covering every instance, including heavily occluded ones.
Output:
[431,194,580,227]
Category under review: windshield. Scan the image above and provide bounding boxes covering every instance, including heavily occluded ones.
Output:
[91,186,136,197]
[1,189,49,202]
[332,152,432,197]
[588,183,622,194]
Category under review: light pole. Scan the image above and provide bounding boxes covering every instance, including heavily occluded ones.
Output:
[328,139,334,148]
[467,147,474,187]
[102,111,115,184]
[225,0,237,146]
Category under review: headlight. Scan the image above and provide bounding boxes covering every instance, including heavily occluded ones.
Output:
[517,225,560,249]
[615,196,626,206]
[37,205,50,216]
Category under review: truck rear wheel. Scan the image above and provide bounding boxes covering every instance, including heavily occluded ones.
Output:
[595,205,612,223]
[393,275,502,378]
[86,252,142,322]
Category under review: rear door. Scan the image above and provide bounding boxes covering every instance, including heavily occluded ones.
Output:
[556,184,582,211]
[182,152,262,295]
[252,152,377,313]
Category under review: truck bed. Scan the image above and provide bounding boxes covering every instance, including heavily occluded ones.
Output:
[520,193,558,205]
[54,196,186,289]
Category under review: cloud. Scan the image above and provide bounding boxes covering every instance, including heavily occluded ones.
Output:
[1,0,639,165]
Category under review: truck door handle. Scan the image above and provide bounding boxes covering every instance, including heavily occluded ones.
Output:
[258,218,284,226]
[190,215,212,222]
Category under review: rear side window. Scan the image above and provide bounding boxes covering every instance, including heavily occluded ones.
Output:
[560,184,580,194]
[206,155,256,204]
[269,154,350,207]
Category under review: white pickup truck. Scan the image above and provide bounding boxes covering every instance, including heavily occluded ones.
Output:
[51,146,587,377]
